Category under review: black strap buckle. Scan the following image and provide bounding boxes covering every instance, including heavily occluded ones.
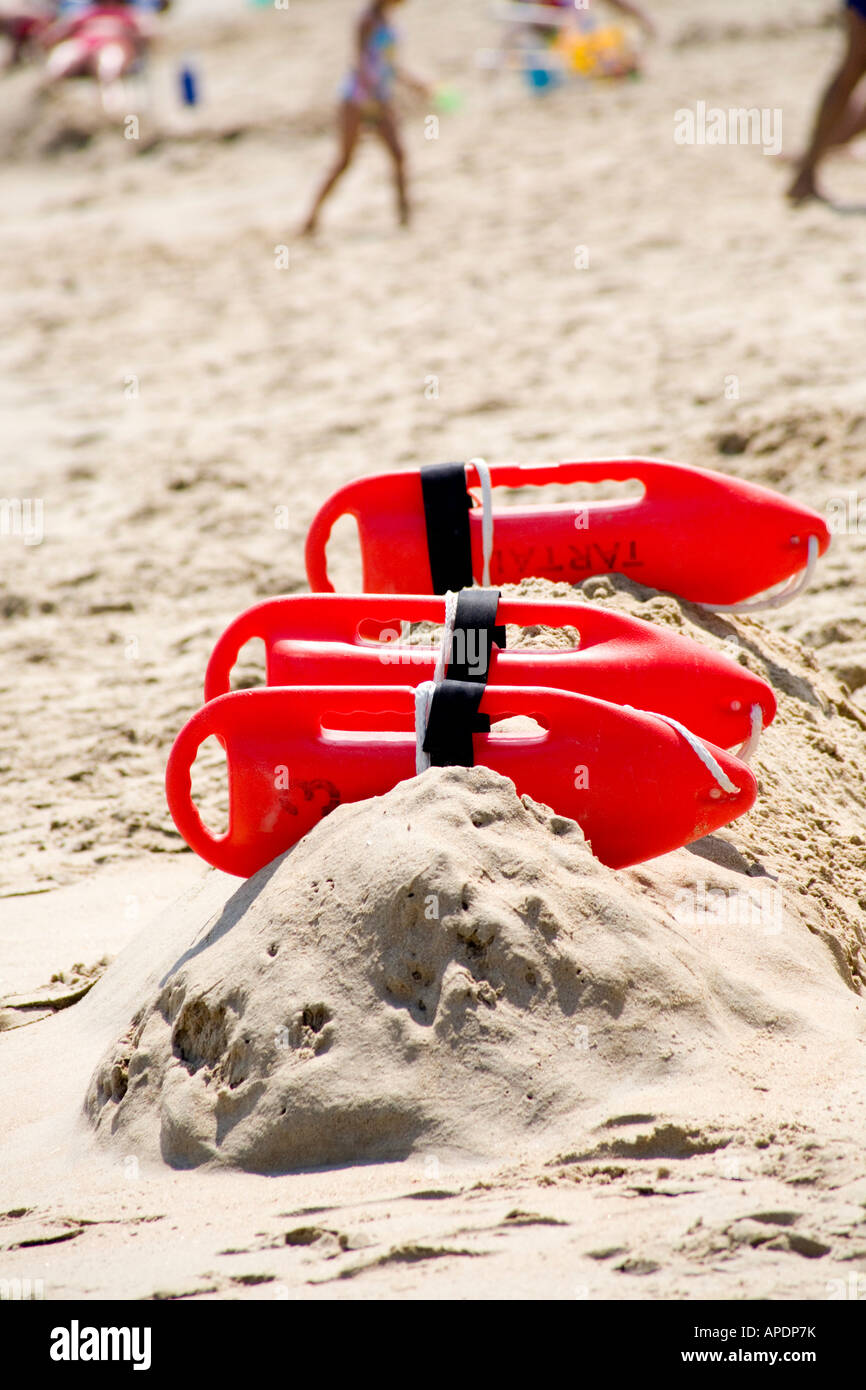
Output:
[446,588,506,684]
[422,680,491,768]
[420,462,473,594]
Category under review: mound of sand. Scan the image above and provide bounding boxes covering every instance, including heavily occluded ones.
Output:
[505,574,866,994]
[86,744,862,1173]
[86,767,666,1170]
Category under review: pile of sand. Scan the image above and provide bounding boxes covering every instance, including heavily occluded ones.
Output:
[88,767,683,1170]
[503,574,866,993]
[82,571,866,1177]
[86,664,865,1171]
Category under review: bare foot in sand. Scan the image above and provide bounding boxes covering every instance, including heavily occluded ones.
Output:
[786,169,827,206]
[785,9,866,207]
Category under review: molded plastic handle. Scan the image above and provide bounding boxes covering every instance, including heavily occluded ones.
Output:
[304,484,358,593]
[164,700,231,863]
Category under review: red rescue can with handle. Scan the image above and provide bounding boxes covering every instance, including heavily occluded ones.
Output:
[203,593,776,752]
[166,684,757,878]
[304,458,830,606]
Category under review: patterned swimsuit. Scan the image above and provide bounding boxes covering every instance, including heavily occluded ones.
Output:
[341,17,397,115]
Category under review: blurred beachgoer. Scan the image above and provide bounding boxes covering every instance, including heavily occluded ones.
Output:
[0,2,57,69]
[39,0,169,111]
[512,0,655,43]
[301,0,429,235]
[500,0,655,83]
[788,0,866,203]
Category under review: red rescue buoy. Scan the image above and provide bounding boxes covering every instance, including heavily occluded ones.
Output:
[203,593,776,751]
[165,684,757,877]
[304,458,830,606]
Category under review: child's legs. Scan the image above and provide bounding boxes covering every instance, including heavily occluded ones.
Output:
[375,107,408,221]
[303,101,363,230]
[799,9,866,174]
[828,94,866,147]
[333,100,363,172]
[95,39,135,87]
[45,37,91,82]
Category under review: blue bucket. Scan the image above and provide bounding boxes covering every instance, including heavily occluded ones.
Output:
[525,65,559,93]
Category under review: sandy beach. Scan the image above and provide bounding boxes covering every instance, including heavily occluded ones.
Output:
[1,0,865,1302]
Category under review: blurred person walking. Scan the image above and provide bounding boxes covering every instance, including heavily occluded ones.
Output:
[301,0,428,235]
[38,1,169,113]
[788,0,866,202]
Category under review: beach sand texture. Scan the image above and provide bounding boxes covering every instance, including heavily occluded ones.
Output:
[1,0,865,1299]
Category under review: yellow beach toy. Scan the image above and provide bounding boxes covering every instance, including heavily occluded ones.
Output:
[553,23,639,79]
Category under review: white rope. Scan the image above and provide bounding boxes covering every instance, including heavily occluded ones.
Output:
[468,457,494,588]
[415,681,436,774]
[623,705,740,796]
[433,589,459,684]
[416,591,459,773]
[737,702,763,764]
[698,535,819,615]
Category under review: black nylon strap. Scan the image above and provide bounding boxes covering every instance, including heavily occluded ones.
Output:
[446,588,507,684]
[422,680,491,768]
[420,462,473,594]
